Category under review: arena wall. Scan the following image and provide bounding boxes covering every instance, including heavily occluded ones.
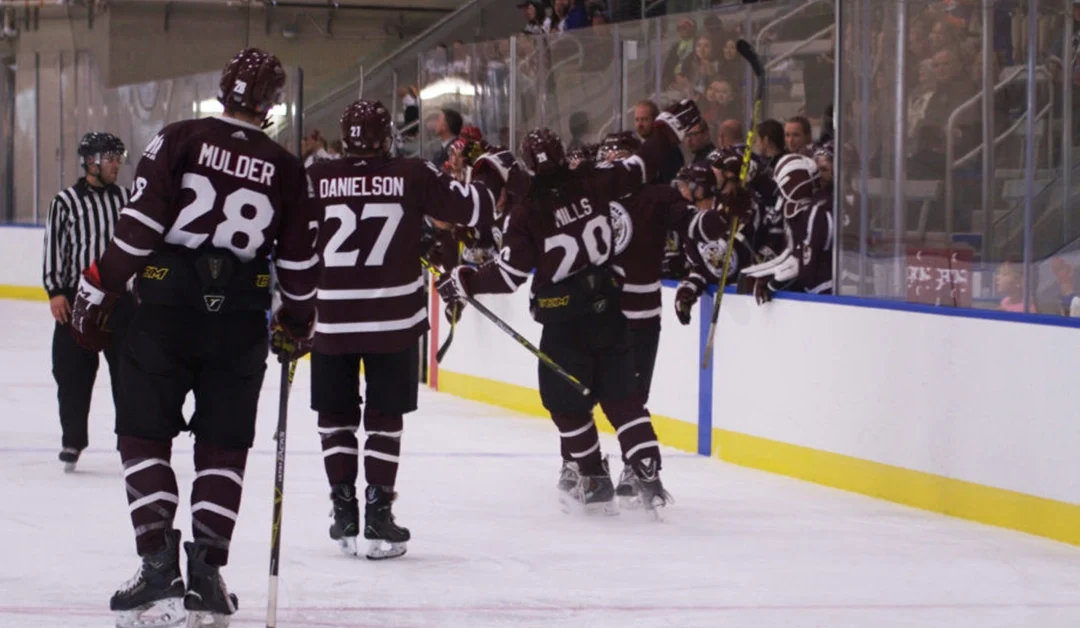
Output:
[2,224,1077,545]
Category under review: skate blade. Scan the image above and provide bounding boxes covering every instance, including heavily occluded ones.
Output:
[335,535,359,557]
[184,610,231,628]
[366,539,407,560]
[559,493,619,517]
[617,494,643,510]
[115,597,185,628]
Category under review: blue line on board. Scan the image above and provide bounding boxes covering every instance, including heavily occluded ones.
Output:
[697,290,713,457]
[706,285,1080,330]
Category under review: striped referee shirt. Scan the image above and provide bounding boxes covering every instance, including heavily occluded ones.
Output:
[42,177,129,298]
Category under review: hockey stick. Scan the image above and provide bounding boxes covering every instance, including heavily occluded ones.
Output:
[702,39,765,370]
[266,358,297,628]
[435,241,465,363]
[421,257,592,396]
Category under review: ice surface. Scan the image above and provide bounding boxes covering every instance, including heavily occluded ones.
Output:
[2,299,1080,627]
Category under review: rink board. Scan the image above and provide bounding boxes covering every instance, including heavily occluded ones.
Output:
[1,224,1078,545]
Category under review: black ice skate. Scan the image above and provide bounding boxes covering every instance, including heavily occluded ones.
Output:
[59,447,81,473]
[364,485,410,560]
[182,541,237,628]
[328,483,361,557]
[561,458,618,516]
[557,460,580,493]
[629,456,673,519]
[110,529,186,628]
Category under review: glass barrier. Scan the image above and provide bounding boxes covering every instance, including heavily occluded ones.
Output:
[4,51,302,224]
[838,0,1079,316]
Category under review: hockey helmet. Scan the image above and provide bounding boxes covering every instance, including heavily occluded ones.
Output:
[598,131,642,162]
[773,153,820,218]
[340,99,393,156]
[218,48,286,117]
[673,162,717,201]
[78,132,126,165]
[520,128,566,176]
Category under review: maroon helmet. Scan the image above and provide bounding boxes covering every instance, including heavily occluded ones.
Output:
[598,131,642,161]
[520,128,566,176]
[340,99,393,155]
[218,48,286,117]
[674,163,717,200]
[773,153,820,218]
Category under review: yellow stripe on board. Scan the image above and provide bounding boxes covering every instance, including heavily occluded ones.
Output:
[437,369,697,453]
[714,429,1080,546]
[0,285,48,301]
[437,369,1080,547]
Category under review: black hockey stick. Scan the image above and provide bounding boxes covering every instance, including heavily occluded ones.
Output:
[421,258,591,396]
[435,241,464,364]
[266,358,297,628]
[702,39,765,370]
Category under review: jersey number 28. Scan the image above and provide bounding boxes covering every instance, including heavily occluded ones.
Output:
[165,173,274,262]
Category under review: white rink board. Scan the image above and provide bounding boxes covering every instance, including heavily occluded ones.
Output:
[0,226,45,288]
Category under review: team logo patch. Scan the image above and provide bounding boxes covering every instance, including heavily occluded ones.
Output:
[609,202,633,256]
[698,240,728,277]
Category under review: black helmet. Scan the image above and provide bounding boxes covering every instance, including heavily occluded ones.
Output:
[78,132,126,165]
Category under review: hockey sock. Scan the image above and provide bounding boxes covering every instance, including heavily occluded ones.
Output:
[600,399,661,467]
[118,435,179,557]
[363,408,403,488]
[551,413,604,475]
[319,411,361,487]
[191,442,248,567]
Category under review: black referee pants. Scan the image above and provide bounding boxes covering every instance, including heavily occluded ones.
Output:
[52,291,131,450]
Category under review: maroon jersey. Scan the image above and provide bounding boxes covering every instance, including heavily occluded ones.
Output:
[99,116,318,318]
[307,155,497,354]
[787,189,834,294]
[469,127,680,296]
[683,200,755,291]
[610,184,726,327]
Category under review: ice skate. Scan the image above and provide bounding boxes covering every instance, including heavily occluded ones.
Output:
[560,458,618,516]
[328,483,360,557]
[629,456,673,520]
[110,529,186,628]
[557,459,579,493]
[182,541,237,628]
[59,447,81,473]
[364,485,410,560]
[615,461,642,509]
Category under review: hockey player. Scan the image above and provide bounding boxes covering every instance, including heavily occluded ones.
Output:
[436,100,704,515]
[669,162,755,327]
[305,99,509,559]
[600,133,730,506]
[741,152,834,302]
[68,48,319,628]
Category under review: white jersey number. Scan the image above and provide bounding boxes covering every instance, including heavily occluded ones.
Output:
[322,202,404,268]
[164,172,274,262]
[544,214,612,283]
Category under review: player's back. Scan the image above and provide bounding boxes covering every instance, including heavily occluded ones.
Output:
[307,155,436,354]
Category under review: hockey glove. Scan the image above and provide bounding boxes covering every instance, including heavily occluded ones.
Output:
[674,279,703,326]
[654,99,702,142]
[69,261,120,352]
[444,299,467,325]
[436,265,475,302]
[269,309,314,362]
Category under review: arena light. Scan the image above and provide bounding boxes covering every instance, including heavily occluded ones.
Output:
[194,99,290,118]
[419,77,479,100]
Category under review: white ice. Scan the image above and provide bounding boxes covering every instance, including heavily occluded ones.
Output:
[2,298,1080,628]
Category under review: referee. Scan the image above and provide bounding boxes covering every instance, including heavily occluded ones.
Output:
[43,132,133,471]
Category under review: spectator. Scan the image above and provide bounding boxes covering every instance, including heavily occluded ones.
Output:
[702,78,742,130]
[662,18,697,90]
[674,36,719,98]
[328,139,344,159]
[995,261,1027,313]
[430,108,463,165]
[784,116,812,154]
[587,3,607,27]
[754,119,786,171]
[450,40,472,77]
[1049,257,1080,317]
[907,58,936,139]
[715,38,743,85]
[908,125,947,180]
[552,0,587,32]
[923,48,978,150]
[633,99,683,183]
[519,1,550,34]
[716,119,744,148]
[399,85,419,138]
[685,121,715,164]
[303,130,331,168]
[425,43,449,80]
[567,111,589,151]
